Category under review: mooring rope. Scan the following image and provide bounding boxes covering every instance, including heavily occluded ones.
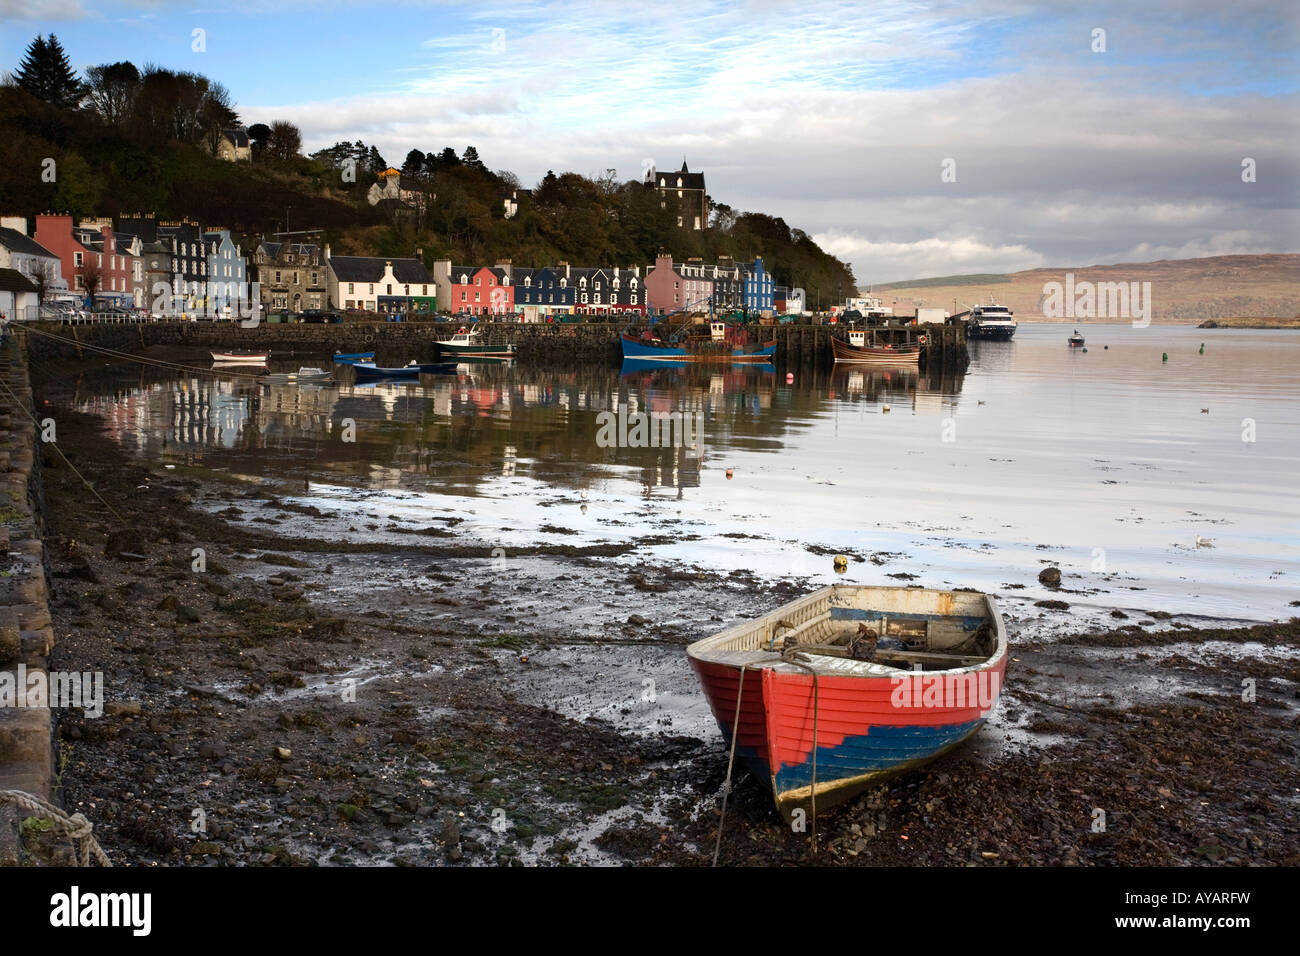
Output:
[712,664,747,867]
[17,325,271,381]
[0,789,110,866]
[0,372,127,526]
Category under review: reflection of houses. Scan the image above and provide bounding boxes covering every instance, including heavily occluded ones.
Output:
[327,246,435,313]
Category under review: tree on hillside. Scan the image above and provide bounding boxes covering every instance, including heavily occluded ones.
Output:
[248,122,270,153]
[266,121,303,167]
[402,149,425,174]
[52,152,98,218]
[12,34,84,109]
[461,146,487,172]
[83,61,140,124]
[365,146,386,175]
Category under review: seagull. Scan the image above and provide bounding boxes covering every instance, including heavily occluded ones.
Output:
[1201,408,1209,414]
[882,405,891,414]
[1195,536,1214,548]
[977,400,986,406]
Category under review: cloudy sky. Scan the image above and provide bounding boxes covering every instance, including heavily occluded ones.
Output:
[3,0,1297,284]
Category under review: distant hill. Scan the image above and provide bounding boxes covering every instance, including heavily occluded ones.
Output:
[872,255,1300,323]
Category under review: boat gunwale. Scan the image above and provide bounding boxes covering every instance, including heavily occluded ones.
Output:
[687,584,1008,679]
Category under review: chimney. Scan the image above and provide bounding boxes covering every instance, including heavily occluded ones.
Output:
[415,247,423,260]
[324,243,331,260]
[0,216,27,235]
[558,260,569,278]
[633,265,640,277]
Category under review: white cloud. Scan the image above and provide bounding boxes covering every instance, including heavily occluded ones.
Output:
[814,232,1046,285]
[0,0,86,20]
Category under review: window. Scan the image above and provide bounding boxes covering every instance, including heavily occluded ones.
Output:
[369,284,374,294]
[474,292,480,303]
[475,277,481,286]
[422,284,427,295]
[387,284,393,295]
[312,273,318,285]
[292,272,298,285]
[461,291,466,302]
[581,293,588,304]
[348,283,354,294]
[631,294,637,305]
[74,252,83,267]
[275,272,282,283]
[97,254,102,267]
[404,285,409,296]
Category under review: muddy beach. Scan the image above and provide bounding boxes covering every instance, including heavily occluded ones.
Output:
[36,392,1300,867]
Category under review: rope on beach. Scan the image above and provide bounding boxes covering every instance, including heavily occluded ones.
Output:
[712,664,748,867]
[0,789,111,866]
[18,325,271,381]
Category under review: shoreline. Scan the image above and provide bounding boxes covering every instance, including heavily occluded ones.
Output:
[30,393,1300,866]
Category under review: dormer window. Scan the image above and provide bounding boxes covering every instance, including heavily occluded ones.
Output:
[677,178,682,187]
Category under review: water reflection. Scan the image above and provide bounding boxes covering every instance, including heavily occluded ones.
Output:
[69,358,968,495]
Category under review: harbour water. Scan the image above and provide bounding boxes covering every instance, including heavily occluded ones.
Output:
[63,323,1300,625]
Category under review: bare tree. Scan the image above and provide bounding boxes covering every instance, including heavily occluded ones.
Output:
[79,258,102,302]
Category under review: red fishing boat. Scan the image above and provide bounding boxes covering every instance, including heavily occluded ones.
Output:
[688,584,1007,821]
[832,330,923,365]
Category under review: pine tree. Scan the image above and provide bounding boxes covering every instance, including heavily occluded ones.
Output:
[13,34,85,109]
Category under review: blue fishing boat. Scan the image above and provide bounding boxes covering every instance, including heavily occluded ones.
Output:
[621,334,777,363]
[351,361,456,381]
[333,351,375,364]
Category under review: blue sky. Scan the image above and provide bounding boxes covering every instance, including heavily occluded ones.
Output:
[2,0,1297,283]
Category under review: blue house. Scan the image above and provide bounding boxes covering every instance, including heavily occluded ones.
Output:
[742,256,774,314]
[204,229,247,314]
[516,265,576,315]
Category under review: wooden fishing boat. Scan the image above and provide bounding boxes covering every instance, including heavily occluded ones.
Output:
[210,350,269,364]
[620,334,777,363]
[332,351,375,364]
[1068,331,1085,348]
[435,327,516,359]
[832,331,922,365]
[688,584,1007,822]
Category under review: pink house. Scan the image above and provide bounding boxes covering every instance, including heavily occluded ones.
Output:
[645,254,713,317]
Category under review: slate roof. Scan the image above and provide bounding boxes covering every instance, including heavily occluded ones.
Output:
[260,242,319,259]
[223,128,250,148]
[330,256,432,284]
[0,268,38,293]
[0,227,58,260]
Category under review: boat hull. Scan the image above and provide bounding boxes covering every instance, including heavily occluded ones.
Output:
[831,337,921,365]
[687,585,1007,822]
[211,352,268,364]
[967,324,1017,341]
[620,334,777,363]
[435,342,516,359]
[333,352,375,364]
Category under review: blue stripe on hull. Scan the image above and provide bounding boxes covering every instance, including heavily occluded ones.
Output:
[774,719,984,792]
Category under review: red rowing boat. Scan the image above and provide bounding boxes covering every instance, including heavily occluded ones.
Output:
[688,584,1007,822]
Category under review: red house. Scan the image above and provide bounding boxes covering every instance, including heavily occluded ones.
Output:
[446,264,514,316]
[34,215,135,306]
